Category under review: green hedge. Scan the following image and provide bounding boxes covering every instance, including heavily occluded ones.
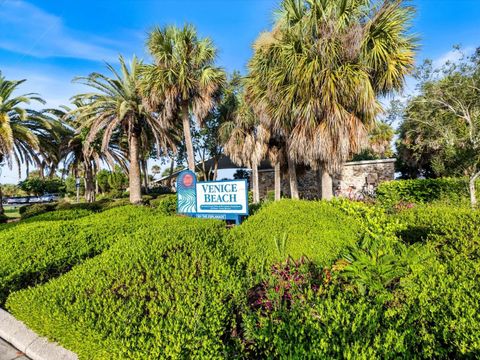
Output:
[19,199,134,220]
[150,194,177,215]
[228,200,362,274]
[394,204,480,257]
[4,199,480,358]
[0,206,158,305]
[376,178,479,207]
[241,202,480,358]
[6,217,242,359]
[23,209,94,222]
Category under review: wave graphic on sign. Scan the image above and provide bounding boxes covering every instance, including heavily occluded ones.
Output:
[177,171,197,213]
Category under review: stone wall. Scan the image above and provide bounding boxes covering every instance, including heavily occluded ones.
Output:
[257,159,396,199]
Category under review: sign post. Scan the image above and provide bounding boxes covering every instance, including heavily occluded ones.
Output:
[177,170,249,224]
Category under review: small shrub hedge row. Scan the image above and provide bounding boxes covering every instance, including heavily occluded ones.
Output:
[4,200,480,358]
[0,206,159,304]
[6,217,240,359]
[228,200,362,275]
[23,209,94,222]
[18,198,133,220]
[376,177,479,207]
[394,204,480,258]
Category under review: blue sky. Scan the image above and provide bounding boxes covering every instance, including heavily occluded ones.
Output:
[1,0,480,182]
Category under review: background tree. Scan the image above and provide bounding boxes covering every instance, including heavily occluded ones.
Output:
[397,48,480,207]
[151,165,161,179]
[18,176,65,196]
[96,169,111,194]
[141,24,226,172]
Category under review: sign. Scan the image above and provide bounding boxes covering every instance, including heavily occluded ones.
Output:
[177,170,248,224]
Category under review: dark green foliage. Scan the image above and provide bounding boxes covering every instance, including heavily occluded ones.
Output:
[65,176,84,196]
[150,194,177,215]
[108,166,128,192]
[19,203,57,219]
[23,209,94,222]
[394,204,480,256]
[18,177,65,196]
[0,206,157,304]
[377,178,479,207]
[19,199,134,220]
[6,217,241,359]
[229,200,361,274]
[95,169,111,193]
[0,214,8,223]
[148,185,173,197]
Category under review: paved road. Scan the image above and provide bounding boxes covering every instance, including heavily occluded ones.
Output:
[0,338,29,360]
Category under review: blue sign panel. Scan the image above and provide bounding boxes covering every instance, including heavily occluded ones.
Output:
[177,170,197,214]
[176,170,249,224]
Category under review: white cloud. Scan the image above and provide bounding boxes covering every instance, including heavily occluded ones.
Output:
[0,1,123,62]
[2,65,86,109]
[432,46,475,69]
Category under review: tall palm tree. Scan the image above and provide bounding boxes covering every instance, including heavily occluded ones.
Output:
[0,71,52,214]
[220,94,265,203]
[47,105,127,202]
[246,28,302,199]
[73,56,173,204]
[248,0,416,199]
[141,24,226,172]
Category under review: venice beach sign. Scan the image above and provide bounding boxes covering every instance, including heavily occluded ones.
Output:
[176,170,249,224]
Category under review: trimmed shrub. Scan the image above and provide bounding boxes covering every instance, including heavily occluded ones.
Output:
[0,206,158,304]
[241,202,480,358]
[19,203,57,219]
[6,217,242,359]
[23,209,94,222]
[376,177,479,207]
[150,194,177,215]
[228,200,362,274]
[393,204,480,257]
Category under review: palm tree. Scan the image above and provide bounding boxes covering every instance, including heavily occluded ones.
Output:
[248,0,416,199]
[47,105,127,202]
[73,56,174,204]
[141,24,226,172]
[220,94,264,203]
[246,28,301,199]
[0,71,52,214]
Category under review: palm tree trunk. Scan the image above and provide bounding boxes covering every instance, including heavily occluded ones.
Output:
[142,159,149,194]
[213,157,219,181]
[129,132,143,204]
[84,165,95,203]
[182,103,196,172]
[252,164,260,203]
[169,157,175,176]
[274,160,281,201]
[286,150,299,199]
[316,167,322,199]
[0,184,4,216]
[321,167,333,200]
[469,171,480,208]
